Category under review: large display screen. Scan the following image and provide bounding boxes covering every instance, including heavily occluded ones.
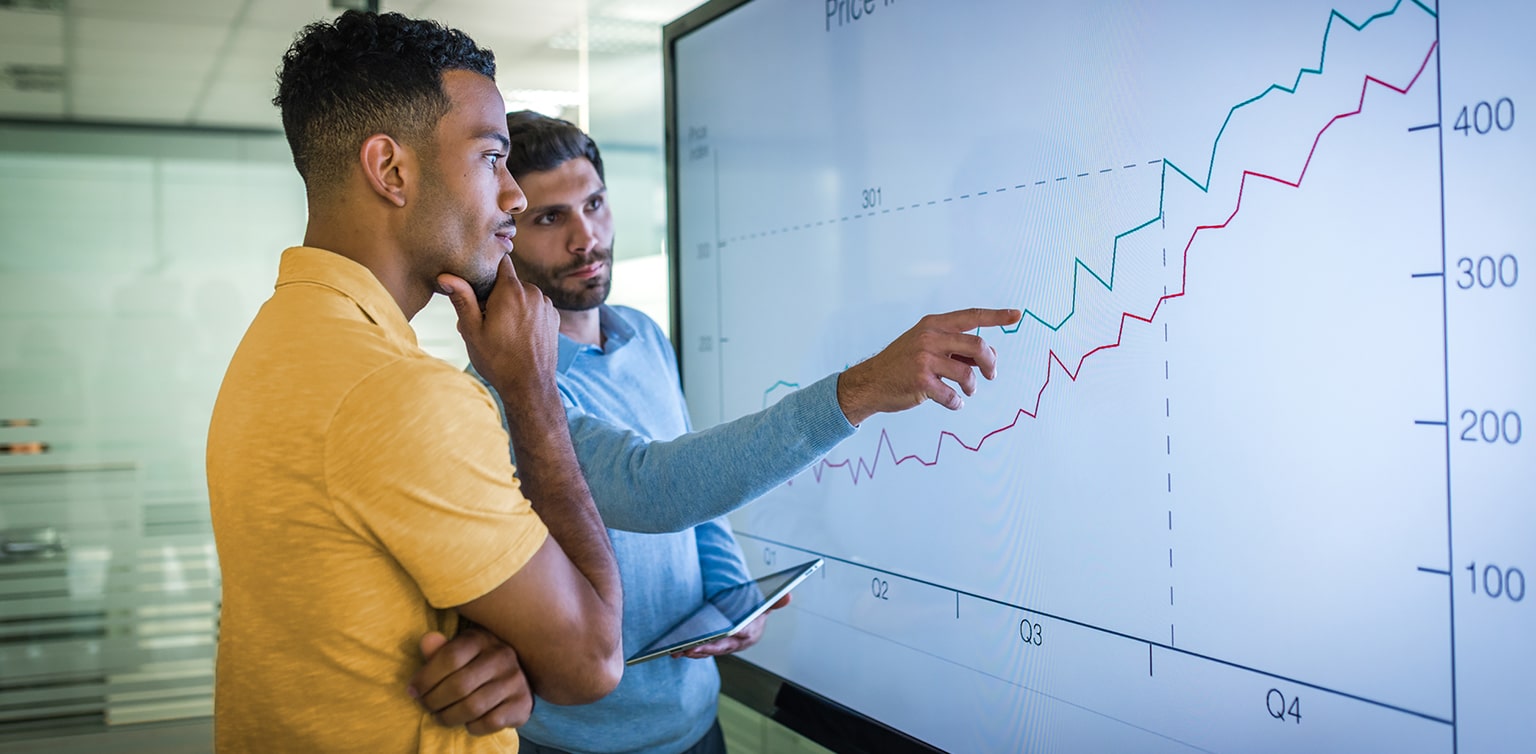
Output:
[666,1,1532,751]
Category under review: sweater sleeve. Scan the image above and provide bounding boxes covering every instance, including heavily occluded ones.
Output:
[567,372,855,534]
[695,516,752,596]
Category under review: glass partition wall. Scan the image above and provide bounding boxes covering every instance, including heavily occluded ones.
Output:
[0,125,301,735]
[0,6,682,747]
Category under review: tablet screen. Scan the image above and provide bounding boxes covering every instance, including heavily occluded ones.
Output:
[627,558,822,664]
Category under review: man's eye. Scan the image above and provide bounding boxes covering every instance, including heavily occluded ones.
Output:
[487,154,502,167]
[535,213,556,225]
[588,196,604,211]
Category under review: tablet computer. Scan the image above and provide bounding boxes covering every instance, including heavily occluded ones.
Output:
[625,557,823,665]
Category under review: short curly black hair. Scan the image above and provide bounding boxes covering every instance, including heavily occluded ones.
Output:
[273,10,496,193]
[505,110,605,183]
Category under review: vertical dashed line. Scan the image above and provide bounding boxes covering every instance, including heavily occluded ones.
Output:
[1165,318,1175,648]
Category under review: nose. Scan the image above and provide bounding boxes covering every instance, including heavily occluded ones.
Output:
[500,169,527,216]
[569,212,600,255]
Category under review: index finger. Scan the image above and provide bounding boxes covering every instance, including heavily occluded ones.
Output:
[481,254,522,308]
[496,252,521,284]
[929,307,1022,331]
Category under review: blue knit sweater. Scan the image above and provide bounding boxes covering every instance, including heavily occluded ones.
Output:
[474,305,854,754]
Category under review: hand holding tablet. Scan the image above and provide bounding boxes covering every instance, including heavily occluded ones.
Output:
[626,559,823,665]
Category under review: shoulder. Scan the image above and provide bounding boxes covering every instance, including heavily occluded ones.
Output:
[607,305,673,359]
[335,356,496,430]
[607,305,665,337]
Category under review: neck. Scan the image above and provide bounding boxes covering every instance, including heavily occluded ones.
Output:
[303,200,430,320]
[558,306,602,347]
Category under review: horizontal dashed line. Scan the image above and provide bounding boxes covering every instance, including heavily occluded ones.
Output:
[719,156,1157,243]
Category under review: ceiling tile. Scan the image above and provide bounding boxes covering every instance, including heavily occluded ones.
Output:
[596,0,703,24]
[0,41,64,66]
[242,0,333,31]
[491,50,581,93]
[411,0,580,45]
[74,46,210,76]
[69,75,200,122]
[69,0,244,26]
[73,16,227,55]
[0,8,64,44]
[0,0,683,136]
[190,80,283,129]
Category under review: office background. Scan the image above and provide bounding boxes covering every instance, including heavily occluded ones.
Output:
[0,1,817,751]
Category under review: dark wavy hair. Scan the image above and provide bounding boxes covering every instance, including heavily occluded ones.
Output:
[273,10,496,193]
[504,110,605,182]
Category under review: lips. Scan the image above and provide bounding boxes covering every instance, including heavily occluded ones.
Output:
[567,261,605,279]
[494,226,516,251]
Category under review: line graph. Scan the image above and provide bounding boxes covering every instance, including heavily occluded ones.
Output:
[675,0,1534,749]
[745,0,1435,344]
[792,40,1437,485]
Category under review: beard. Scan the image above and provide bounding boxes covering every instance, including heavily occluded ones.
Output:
[469,254,500,306]
[513,244,614,312]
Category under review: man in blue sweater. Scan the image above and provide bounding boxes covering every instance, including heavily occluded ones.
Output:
[430,112,1018,754]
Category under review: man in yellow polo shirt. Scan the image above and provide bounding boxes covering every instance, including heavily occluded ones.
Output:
[206,11,622,752]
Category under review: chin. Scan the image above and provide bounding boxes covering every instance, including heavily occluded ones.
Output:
[469,274,497,306]
[554,287,608,312]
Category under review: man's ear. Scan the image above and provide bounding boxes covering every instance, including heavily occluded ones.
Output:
[359,134,412,208]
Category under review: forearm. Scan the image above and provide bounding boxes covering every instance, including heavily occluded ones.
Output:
[499,384,622,618]
[574,373,856,533]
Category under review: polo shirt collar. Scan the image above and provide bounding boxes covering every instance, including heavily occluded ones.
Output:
[556,305,636,374]
[275,246,418,348]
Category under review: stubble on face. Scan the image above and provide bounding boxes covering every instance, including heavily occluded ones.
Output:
[509,242,614,311]
[405,71,520,308]
[409,148,512,306]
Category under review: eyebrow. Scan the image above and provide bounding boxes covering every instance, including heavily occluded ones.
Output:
[477,131,511,151]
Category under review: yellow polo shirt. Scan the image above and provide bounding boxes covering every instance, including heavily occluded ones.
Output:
[207,246,548,753]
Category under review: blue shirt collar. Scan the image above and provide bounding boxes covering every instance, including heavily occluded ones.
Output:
[556,305,637,374]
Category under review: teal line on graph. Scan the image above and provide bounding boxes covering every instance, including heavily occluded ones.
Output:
[762,380,800,408]
[1165,0,1436,194]
[762,366,849,408]
[995,0,1435,336]
[763,0,1436,387]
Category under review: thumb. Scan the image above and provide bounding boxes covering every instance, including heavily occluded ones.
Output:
[419,631,449,659]
[437,273,482,333]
